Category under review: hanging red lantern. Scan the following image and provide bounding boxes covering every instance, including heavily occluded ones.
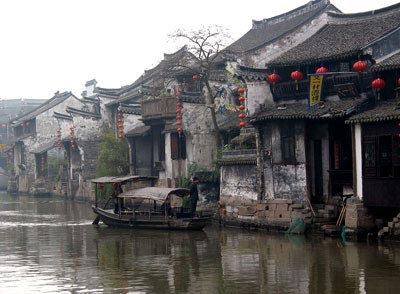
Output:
[20,123,25,127]
[118,134,123,139]
[192,74,200,81]
[291,70,304,81]
[98,184,105,191]
[117,112,123,117]
[26,122,31,127]
[176,102,182,108]
[239,122,246,128]
[1,123,6,128]
[238,96,246,103]
[117,118,122,123]
[316,67,329,74]
[372,78,386,90]
[238,105,245,111]
[176,121,182,126]
[237,88,245,95]
[177,127,183,134]
[176,115,182,120]
[176,109,182,114]
[238,113,246,120]
[353,61,368,72]
[268,73,281,84]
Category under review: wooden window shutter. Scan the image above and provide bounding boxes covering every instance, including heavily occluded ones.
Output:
[171,133,179,160]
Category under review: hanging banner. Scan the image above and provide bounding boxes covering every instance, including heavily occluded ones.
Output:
[309,74,324,108]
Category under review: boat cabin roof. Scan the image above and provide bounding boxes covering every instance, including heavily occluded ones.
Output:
[91,175,156,184]
[118,187,190,202]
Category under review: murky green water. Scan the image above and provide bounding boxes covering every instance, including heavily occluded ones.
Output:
[0,191,399,293]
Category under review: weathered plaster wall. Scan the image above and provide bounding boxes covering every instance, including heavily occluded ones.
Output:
[246,81,272,115]
[262,121,307,201]
[220,164,258,204]
[243,12,329,67]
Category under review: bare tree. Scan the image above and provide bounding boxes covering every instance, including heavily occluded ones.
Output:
[169,26,231,146]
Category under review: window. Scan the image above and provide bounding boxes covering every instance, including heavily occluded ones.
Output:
[363,135,400,178]
[171,132,186,160]
[281,123,295,164]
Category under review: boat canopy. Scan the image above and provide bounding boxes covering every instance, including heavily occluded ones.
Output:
[118,187,190,202]
[91,175,156,184]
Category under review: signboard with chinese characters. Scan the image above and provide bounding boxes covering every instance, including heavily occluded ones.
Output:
[309,74,324,108]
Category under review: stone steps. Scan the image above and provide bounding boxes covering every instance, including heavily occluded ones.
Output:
[378,212,400,238]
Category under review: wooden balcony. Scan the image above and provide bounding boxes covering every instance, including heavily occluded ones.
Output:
[141,96,177,124]
[272,72,374,101]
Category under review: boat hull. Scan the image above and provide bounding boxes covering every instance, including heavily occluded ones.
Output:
[92,206,209,231]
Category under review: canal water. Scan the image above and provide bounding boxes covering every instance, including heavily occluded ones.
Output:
[0,191,400,294]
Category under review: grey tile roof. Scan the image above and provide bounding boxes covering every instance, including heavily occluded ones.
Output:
[10,92,75,126]
[346,99,400,123]
[267,4,400,67]
[371,51,400,72]
[125,125,150,137]
[225,0,335,54]
[235,65,268,81]
[252,98,368,122]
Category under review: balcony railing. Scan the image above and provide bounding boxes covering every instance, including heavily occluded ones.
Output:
[222,149,257,158]
[141,96,177,123]
[272,73,374,101]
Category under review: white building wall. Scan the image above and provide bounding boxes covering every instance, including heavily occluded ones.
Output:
[354,123,363,200]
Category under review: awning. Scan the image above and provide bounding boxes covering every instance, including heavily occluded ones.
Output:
[91,175,156,184]
[118,187,190,201]
[125,125,151,137]
[31,141,56,154]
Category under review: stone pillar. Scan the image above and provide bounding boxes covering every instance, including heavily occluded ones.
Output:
[345,199,375,232]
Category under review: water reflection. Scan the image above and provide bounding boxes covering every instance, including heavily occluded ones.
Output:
[0,191,400,293]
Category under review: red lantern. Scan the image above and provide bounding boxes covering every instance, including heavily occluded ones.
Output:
[176,102,182,108]
[239,122,246,128]
[118,129,124,134]
[238,105,245,111]
[176,121,182,126]
[372,78,386,90]
[117,118,122,123]
[353,61,368,72]
[268,73,281,84]
[291,70,304,81]
[26,122,31,127]
[177,127,183,133]
[238,96,246,103]
[192,74,200,81]
[117,112,123,117]
[20,123,25,127]
[176,109,182,114]
[118,134,123,139]
[98,184,105,191]
[237,88,245,95]
[1,123,6,128]
[316,67,329,74]
[118,124,123,129]
[239,113,246,120]
[176,116,182,120]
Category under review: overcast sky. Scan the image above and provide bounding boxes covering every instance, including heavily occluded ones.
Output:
[0,0,398,100]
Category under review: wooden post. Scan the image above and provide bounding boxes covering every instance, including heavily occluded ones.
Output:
[255,126,265,201]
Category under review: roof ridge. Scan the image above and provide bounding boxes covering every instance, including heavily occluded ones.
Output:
[252,0,331,29]
[328,2,400,20]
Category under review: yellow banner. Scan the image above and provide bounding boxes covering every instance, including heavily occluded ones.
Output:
[0,144,7,151]
[309,75,324,107]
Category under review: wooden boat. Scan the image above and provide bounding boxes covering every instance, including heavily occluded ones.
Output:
[91,176,209,230]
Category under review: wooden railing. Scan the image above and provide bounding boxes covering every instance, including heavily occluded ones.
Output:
[272,73,374,101]
[222,149,257,158]
[141,96,177,123]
